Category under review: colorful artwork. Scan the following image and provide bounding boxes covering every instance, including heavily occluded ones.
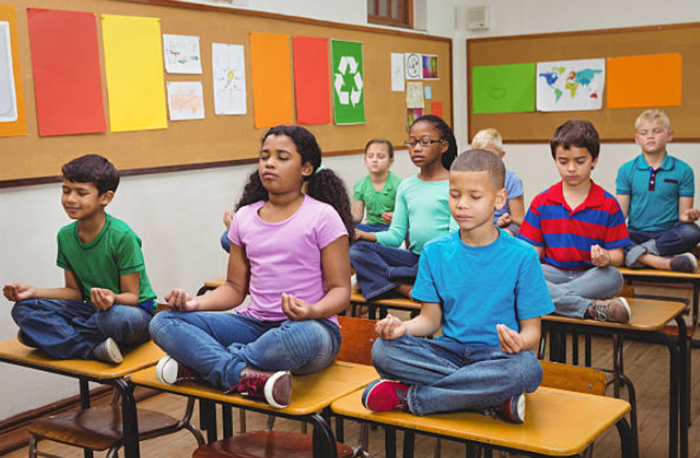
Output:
[422,54,438,79]
[407,107,423,131]
[607,53,682,108]
[166,82,204,121]
[212,43,246,115]
[537,58,605,112]
[472,63,535,114]
[391,52,404,92]
[405,53,422,80]
[331,39,365,125]
[406,81,424,109]
[0,21,16,123]
[163,34,202,74]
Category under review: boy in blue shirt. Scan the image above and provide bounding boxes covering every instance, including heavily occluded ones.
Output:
[362,149,554,423]
[3,154,156,364]
[616,110,700,272]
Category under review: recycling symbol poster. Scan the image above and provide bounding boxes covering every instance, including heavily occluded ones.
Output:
[331,40,366,125]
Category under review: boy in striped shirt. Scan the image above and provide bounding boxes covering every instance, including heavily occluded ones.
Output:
[519,120,632,323]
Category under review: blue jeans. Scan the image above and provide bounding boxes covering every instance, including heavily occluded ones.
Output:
[11,299,152,360]
[149,311,342,390]
[542,264,623,318]
[350,241,419,300]
[625,222,700,267]
[220,230,231,253]
[372,335,542,416]
[356,223,389,233]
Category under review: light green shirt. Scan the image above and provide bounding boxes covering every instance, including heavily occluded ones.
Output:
[353,172,402,225]
[375,175,457,254]
[56,214,157,309]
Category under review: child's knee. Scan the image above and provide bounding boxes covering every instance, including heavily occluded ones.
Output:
[678,222,700,244]
[148,310,175,338]
[371,337,404,368]
[11,299,38,323]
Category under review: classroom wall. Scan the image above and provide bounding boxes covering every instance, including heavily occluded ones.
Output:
[1,0,700,422]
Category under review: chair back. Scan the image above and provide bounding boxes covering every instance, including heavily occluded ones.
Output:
[540,360,607,396]
[336,316,378,365]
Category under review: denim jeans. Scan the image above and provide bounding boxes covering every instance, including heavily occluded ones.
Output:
[625,222,700,267]
[371,335,542,416]
[542,264,623,318]
[350,241,419,300]
[220,230,231,253]
[11,299,152,360]
[356,223,389,233]
[149,311,342,390]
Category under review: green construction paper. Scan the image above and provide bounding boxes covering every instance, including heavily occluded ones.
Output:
[331,40,366,125]
[472,63,535,114]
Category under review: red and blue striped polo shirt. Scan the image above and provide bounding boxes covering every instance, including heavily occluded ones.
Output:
[518,181,630,271]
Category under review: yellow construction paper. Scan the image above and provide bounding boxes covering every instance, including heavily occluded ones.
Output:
[102,14,167,132]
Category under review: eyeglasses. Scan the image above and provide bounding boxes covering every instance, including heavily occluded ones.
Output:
[404,138,444,148]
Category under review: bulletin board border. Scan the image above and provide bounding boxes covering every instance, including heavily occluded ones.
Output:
[466,21,700,144]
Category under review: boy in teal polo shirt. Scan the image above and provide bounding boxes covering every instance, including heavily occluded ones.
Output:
[3,154,156,364]
[616,110,700,272]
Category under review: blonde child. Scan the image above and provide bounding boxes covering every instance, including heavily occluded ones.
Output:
[150,125,353,408]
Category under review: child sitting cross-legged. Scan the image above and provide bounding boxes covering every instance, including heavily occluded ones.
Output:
[362,149,554,424]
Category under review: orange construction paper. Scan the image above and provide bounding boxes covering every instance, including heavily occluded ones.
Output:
[431,101,443,118]
[0,4,26,137]
[607,53,682,109]
[250,32,293,128]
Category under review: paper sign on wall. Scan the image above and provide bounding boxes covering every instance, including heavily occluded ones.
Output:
[167,81,204,120]
[331,39,366,125]
[391,53,404,92]
[212,43,247,115]
[406,81,424,109]
[0,21,16,123]
[405,53,422,80]
[250,33,293,128]
[0,4,26,137]
[537,58,605,112]
[163,34,202,74]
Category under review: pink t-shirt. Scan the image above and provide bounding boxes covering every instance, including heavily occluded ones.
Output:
[228,195,348,325]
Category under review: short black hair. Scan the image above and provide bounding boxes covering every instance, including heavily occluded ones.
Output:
[550,120,600,160]
[62,154,119,195]
[450,149,505,189]
[365,138,394,159]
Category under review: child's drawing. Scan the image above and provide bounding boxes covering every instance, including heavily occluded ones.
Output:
[212,43,247,115]
[163,34,202,75]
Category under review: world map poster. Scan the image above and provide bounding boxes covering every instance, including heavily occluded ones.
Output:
[537,58,605,112]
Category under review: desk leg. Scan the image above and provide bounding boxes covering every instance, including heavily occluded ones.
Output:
[311,411,338,458]
[656,329,680,458]
[615,418,635,458]
[222,405,233,438]
[385,427,397,458]
[675,316,689,458]
[114,378,140,458]
[199,400,218,443]
[402,431,415,458]
[78,379,93,458]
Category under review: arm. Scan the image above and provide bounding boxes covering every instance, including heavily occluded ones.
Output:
[506,196,525,226]
[616,194,630,219]
[165,243,250,312]
[372,185,409,247]
[91,272,140,310]
[351,200,365,224]
[590,245,624,268]
[4,270,83,303]
[282,236,351,320]
[497,317,541,353]
[679,196,700,223]
[375,301,442,340]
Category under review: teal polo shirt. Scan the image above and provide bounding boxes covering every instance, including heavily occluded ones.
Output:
[616,153,694,232]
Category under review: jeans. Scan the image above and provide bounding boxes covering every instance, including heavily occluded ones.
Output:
[625,222,700,267]
[372,335,542,416]
[350,241,419,300]
[542,264,623,318]
[356,223,389,233]
[220,230,231,253]
[149,311,342,390]
[11,299,152,360]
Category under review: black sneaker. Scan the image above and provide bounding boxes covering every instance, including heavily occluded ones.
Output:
[226,367,292,409]
[494,393,526,424]
[155,355,202,385]
[670,253,698,273]
[92,338,123,364]
[17,330,39,349]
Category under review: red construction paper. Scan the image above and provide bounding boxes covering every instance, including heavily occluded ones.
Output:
[27,8,106,136]
[431,101,443,118]
[293,36,330,125]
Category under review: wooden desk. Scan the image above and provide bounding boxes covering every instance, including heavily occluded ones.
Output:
[542,298,688,458]
[350,291,421,319]
[332,387,633,458]
[0,339,164,458]
[130,361,379,458]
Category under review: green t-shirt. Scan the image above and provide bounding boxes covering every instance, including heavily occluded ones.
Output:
[56,213,157,312]
[352,172,402,225]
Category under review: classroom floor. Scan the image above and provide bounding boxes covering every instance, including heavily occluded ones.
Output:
[4,333,698,458]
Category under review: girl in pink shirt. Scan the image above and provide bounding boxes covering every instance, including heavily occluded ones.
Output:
[150,126,353,408]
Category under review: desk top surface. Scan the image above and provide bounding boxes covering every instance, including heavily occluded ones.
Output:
[542,297,685,331]
[0,339,164,380]
[619,266,700,280]
[131,360,379,416]
[331,387,630,456]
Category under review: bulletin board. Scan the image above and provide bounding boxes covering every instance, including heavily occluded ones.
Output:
[467,22,700,143]
[0,0,452,187]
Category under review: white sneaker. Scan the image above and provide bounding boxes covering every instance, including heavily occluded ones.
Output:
[156,355,201,385]
[93,338,123,364]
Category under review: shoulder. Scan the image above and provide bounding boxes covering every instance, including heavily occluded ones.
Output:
[354,175,370,189]
[529,188,551,207]
[398,174,419,190]
[105,215,142,245]
[618,156,639,174]
[501,232,541,258]
[388,171,402,184]
[235,200,264,220]
[57,221,76,238]
[422,231,458,254]
[305,195,342,219]
[671,155,694,174]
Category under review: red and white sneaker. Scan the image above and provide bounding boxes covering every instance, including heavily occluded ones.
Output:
[361,379,409,412]
[155,355,202,385]
[494,393,526,424]
[226,367,292,409]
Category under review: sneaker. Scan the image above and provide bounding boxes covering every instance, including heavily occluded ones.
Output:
[351,274,361,292]
[361,379,409,412]
[494,393,526,424]
[670,253,698,273]
[17,330,39,349]
[155,355,202,385]
[590,297,632,323]
[226,367,292,409]
[92,338,123,364]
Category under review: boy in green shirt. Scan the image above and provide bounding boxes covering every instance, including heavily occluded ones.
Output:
[3,155,156,364]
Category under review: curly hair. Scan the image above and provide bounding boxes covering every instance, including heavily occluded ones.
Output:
[235,125,354,243]
[410,114,458,170]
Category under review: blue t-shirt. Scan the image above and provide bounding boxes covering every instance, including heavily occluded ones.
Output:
[411,229,554,347]
[493,168,524,224]
[616,153,694,232]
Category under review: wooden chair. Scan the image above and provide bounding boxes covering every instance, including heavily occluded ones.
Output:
[190,316,378,458]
